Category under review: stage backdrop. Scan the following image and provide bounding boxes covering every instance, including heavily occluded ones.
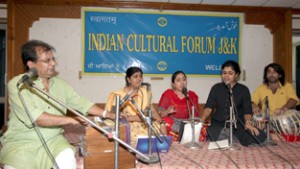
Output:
[82,8,242,76]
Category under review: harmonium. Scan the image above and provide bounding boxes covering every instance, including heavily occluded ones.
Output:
[80,119,136,169]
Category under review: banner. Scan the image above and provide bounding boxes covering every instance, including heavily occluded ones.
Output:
[82,8,242,76]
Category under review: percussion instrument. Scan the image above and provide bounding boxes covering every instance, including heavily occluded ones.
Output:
[270,110,300,136]
[252,113,267,131]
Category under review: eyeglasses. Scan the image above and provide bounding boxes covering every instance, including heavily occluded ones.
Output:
[37,57,56,64]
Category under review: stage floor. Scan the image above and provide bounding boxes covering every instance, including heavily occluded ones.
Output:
[73,139,300,169]
[1,125,299,168]
[63,124,300,169]
[135,141,300,169]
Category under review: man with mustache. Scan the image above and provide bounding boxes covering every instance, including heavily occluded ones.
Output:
[252,63,299,116]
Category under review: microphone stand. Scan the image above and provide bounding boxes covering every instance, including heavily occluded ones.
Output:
[264,96,277,146]
[226,86,240,151]
[129,98,163,143]
[129,93,162,164]
[147,108,153,155]
[114,95,120,169]
[17,85,60,169]
[184,104,201,149]
[25,81,151,162]
[145,87,154,156]
[145,85,165,162]
[145,105,161,163]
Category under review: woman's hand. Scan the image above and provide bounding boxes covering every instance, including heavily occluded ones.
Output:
[160,106,176,117]
[167,106,176,114]
[122,111,141,122]
[159,122,167,135]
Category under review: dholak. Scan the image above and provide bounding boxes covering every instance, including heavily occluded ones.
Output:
[270,110,300,136]
[252,114,267,131]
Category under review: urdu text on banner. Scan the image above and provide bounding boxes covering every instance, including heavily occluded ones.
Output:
[82,8,242,76]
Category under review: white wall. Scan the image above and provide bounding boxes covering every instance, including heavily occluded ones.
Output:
[30,16,272,104]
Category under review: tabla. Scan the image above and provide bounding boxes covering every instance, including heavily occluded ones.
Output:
[270,110,300,136]
[252,113,267,131]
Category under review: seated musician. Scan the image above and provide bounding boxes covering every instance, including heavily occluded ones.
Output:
[201,60,266,146]
[251,63,299,138]
[0,40,115,169]
[251,63,299,137]
[105,66,167,146]
[158,71,205,141]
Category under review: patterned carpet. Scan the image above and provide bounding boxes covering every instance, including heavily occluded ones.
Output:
[64,124,300,169]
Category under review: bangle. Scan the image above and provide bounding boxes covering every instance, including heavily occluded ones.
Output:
[245,120,252,125]
[102,110,107,118]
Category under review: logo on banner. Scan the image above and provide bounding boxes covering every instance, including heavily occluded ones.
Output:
[157,61,168,71]
[158,17,168,27]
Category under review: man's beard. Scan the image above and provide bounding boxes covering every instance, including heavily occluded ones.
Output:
[267,76,279,83]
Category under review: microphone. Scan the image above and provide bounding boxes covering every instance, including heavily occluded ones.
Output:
[141,82,151,87]
[225,80,233,94]
[225,80,231,89]
[119,88,134,106]
[265,96,269,109]
[17,68,38,87]
[182,87,189,100]
[265,96,270,119]
[141,82,151,91]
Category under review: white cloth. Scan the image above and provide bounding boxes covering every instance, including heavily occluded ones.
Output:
[180,122,202,145]
[53,148,76,169]
[3,165,15,169]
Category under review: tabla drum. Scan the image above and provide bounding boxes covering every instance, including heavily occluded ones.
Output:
[252,113,267,131]
[270,110,300,136]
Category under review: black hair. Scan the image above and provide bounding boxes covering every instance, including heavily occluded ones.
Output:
[21,40,55,70]
[171,70,186,83]
[263,63,285,85]
[125,66,143,86]
[221,60,241,75]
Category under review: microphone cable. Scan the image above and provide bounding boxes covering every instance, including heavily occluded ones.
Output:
[237,117,296,169]
[151,135,163,169]
[205,128,240,169]
[270,122,300,149]
[233,105,296,169]
[133,87,164,166]
[139,84,204,168]
[151,120,205,169]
